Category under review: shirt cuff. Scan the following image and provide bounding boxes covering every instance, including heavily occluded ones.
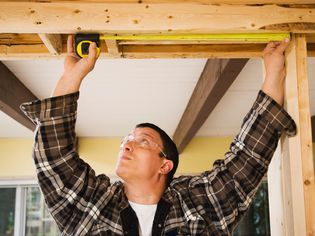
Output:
[252,90,296,137]
[20,92,80,123]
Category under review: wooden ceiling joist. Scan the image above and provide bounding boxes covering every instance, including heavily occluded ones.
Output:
[0,62,37,131]
[173,58,249,153]
[1,1,315,59]
[0,2,315,34]
[38,34,62,55]
[0,33,315,59]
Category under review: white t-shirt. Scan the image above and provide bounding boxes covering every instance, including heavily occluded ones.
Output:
[129,201,157,236]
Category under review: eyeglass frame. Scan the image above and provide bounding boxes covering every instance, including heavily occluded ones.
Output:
[120,134,167,158]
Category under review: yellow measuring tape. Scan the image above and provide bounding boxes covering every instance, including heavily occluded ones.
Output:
[99,33,290,42]
[75,33,290,58]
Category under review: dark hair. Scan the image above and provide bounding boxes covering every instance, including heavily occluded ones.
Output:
[135,123,179,185]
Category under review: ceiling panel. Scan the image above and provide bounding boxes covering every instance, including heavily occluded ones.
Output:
[1,58,314,138]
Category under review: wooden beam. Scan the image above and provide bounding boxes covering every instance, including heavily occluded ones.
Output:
[282,34,315,235]
[0,42,313,59]
[0,62,37,131]
[0,43,267,59]
[3,1,315,4]
[121,44,265,58]
[104,39,121,57]
[38,33,62,55]
[0,2,315,34]
[173,58,249,153]
[0,33,314,58]
[312,116,315,142]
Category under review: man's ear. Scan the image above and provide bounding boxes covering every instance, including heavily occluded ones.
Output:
[159,160,174,175]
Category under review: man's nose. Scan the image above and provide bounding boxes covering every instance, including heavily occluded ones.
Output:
[123,140,134,152]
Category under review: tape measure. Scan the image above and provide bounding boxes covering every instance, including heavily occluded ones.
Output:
[75,33,290,58]
[75,34,101,58]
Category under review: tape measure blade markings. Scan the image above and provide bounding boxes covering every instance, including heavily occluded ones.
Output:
[99,33,290,42]
[74,33,290,58]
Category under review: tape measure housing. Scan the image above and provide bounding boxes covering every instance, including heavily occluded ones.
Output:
[75,34,101,58]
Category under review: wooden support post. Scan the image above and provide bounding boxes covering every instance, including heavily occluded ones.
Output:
[104,40,121,57]
[267,145,285,236]
[282,34,315,235]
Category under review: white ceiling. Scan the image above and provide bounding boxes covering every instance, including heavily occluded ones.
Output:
[1,58,315,138]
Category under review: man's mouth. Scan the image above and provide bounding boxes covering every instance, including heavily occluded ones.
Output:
[120,155,132,161]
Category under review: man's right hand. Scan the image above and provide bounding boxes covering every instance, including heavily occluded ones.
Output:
[52,35,98,97]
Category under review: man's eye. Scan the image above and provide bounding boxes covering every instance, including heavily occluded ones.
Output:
[139,138,150,146]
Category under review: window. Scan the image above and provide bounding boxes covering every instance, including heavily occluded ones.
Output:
[0,180,60,236]
[25,187,59,236]
[234,181,270,236]
[0,188,16,236]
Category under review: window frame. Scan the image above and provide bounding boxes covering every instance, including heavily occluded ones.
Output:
[0,178,37,236]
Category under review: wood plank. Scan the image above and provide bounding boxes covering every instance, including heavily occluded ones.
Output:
[0,44,50,59]
[0,62,37,131]
[104,39,121,57]
[38,33,62,55]
[0,33,42,44]
[261,23,315,32]
[121,44,264,58]
[0,2,315,34]
[173,58,249,153]
[1,0,315,5]
[0,43,266,59]
[119,40,275,45]
[312,116,315,141]
[0,38,313,59]
[282,34,315,235]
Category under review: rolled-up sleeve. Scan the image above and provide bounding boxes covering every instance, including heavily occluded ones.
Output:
[185,90,296,234]
[20,92,111,235]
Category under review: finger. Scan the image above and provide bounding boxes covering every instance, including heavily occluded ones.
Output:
[275,38,290,54]
[263,42,276,56]
[87,42,97,67]
[67,35,74,54]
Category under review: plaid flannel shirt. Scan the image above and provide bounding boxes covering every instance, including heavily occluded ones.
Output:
[20,90,296,236]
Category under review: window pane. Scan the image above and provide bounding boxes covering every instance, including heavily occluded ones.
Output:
[0,188,16,236]
[234,181,270,236]
[25,187,60,236]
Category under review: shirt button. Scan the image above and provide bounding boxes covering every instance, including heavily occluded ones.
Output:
[158,224,162,228]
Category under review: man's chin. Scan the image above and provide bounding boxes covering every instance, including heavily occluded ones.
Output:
[115,167,127,180]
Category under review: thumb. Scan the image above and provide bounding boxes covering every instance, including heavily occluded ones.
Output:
[275,38,290,54]
[87,42,97,69]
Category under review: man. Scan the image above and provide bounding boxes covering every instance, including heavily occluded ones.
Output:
[21,35,296,235]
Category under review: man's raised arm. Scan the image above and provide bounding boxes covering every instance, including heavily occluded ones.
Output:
[53,35,98,96]
[19,35,115,235]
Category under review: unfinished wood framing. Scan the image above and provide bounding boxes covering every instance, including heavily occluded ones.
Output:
[104,40,121,57]
[1,2,315,34]
[38,33,62,55]
[0,34,314,59]
[0,1,314,235]
[0,1,315,58]
[312,116,315,141]
[282,34,315,235]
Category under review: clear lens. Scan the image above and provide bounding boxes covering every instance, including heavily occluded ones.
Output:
[120,134,167,157]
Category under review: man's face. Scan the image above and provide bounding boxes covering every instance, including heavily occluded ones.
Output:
[116,127,166,182]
